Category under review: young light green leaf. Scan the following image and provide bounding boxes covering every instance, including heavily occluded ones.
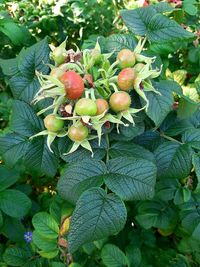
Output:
[32,212,59,239]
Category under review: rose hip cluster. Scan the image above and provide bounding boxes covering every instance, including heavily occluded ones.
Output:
[31,39,161,155]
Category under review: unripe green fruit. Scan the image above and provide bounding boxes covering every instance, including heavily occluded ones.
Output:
[68,125,89,142]
[109,91,131,112]
[117,49,136,69]
[91,49,101,64]
[44,114,64,132]
[52,47,66,65]
[75,98,97,116]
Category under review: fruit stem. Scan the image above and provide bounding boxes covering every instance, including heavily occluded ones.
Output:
[160,132,184,144]
[105,133,110,163]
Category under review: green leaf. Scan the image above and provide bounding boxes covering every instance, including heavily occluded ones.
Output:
[68,188,127,253]
[120,8,194,43]
[0,189,31,218]
[0,165,20,191]
[160,112,193,137]
[153,2,174,13]
[134,130,164,151]
[0,21,26,46]
[126,246,141,267]
[10,100,43,137]
[57,159,106,204]
[0,210,3,229]
[104,34,137,55]
[0,133,58,177]
[112,119,145,141]
[9,76,40,105]
[144,81,174,126]
[192,153,200,193]
[0,134,29,167]
[156,178,180,201]
[9,39,49,104]
[182,129,200,150]
[32,212,59,239]
[101,244,128,267]
[0,58,18,76]
[105,157,157,201]
[154,142,193,180]
[174,188,191,205]
[0,216,26,243]
[51,262,66,267]
[120,7,157,36]
[60,137,107,163]
[38,249,59,259]
[3,247,31,266]
[24,138,59,177]
[189,109,200,128]
[109,142,155,162]
[32,231,57,251]
[136,200,178,230]
[183,3,198,16]
[18,38,49,77]
[180,198,200,240]
[146,14,194,43]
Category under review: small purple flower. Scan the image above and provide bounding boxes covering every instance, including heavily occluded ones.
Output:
[24,231,32,243]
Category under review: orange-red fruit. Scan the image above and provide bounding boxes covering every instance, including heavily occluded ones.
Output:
[117,49,136,69]
[59,70,85,100]
[117,68,136,91]
[96,99,109,115]
[109,91,131,113]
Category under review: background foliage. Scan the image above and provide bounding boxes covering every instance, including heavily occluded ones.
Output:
[0,0,200,266]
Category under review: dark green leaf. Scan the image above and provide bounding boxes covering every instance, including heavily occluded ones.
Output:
[136,200,178,230]
[10,100,43,137]
[104,34,137,55]
[0,165,20,191]
[0,216,26,243]
[57,159,106,204]
[145,81,174,126]
[182,129,200,150]
[105,157,157,201]
[101,244,127,267]
[109,142,155,162]
[154,142,193,180]
[68,188,127,253]
[3,247,31,266]
[120,8,194,42]
[0,189,31,218]
[192,153,200,193]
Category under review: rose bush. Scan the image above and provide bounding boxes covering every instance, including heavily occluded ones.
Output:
[0,1,200,266]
